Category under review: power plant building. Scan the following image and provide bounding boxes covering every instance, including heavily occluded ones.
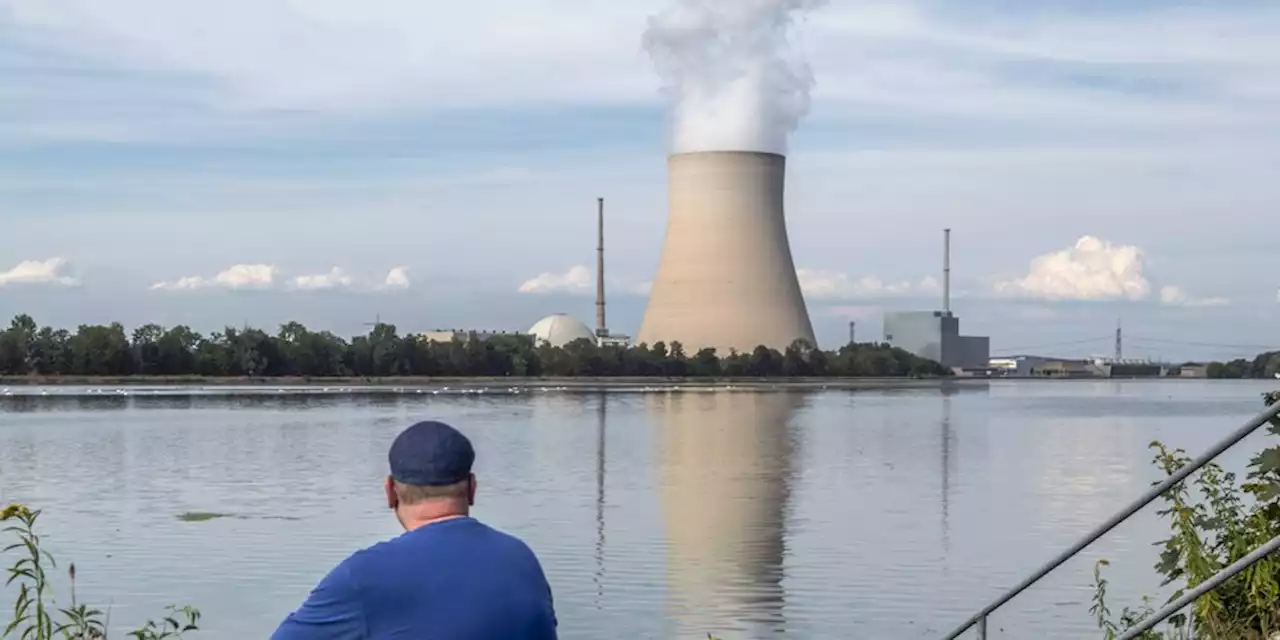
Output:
[883,311,989,370]
[421,329,513,343]
[638,151,816,354]
[883,229,990,371]
[527,314,597,348]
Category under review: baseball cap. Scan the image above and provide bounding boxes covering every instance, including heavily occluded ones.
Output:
[388,420,475,486]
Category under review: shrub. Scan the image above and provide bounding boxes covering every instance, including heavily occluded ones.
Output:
[1091,391,1280,639]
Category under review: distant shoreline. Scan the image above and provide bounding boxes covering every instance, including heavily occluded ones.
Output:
[0,375,1256,390]
[0,375,976,391]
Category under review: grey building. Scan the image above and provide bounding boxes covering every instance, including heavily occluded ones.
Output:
[883,310,990,370]
[420,329,513,344]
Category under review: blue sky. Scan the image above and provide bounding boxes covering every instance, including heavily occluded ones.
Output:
[1,0,1277,361]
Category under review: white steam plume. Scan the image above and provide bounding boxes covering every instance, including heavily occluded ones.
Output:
[643,0,826,155]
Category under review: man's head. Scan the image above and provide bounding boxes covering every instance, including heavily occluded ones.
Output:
[385,420,477,529]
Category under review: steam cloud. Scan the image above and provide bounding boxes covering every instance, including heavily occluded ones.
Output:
[643,0,826,155]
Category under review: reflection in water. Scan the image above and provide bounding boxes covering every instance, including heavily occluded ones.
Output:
[594,392,607,610]
[650,391,800,639]
[940,389,954,555]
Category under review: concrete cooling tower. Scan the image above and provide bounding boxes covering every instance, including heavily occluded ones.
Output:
[638,152,817,353]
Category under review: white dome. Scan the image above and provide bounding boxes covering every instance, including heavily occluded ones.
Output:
[527,314,596,348]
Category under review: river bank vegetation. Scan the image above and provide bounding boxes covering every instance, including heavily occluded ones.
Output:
[0,315,947,379]
[1,504,200,638]
[1091,391,1280,639]
[1191,351,1280,379]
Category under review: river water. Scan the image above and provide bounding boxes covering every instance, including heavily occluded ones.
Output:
[1,380,1276,639]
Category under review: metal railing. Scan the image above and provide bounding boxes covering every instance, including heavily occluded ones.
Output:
[941,398,1280,640]
[1115,532,1280,640]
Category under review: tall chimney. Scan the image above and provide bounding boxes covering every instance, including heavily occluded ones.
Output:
[943,228,952,315]
[596,197,607,337]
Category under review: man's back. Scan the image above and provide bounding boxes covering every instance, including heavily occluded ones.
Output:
[273,517,557,639]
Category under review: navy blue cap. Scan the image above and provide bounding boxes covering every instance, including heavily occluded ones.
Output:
[388,421,475,486]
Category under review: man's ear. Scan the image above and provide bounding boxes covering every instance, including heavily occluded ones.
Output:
[467,473,477,506]
[385,476,399,510]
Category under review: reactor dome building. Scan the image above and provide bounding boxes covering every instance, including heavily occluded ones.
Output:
[637,151,816,354]
[527,314,596,348]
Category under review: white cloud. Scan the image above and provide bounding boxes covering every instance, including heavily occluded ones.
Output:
[291,267,354,291]
[517,264,651,296]
[382,266,411,291]
[151,263,277,291]
[798,269,941,300]
[994,236,1152,302]
[521,265,941,300]
[519,265,592,294]
[995,236,1229,306]
[1159,285,1229,308]
[0,257,80,287]
[152,264,414,292]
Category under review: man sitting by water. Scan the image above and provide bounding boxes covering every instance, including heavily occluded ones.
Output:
[272,420,558,639]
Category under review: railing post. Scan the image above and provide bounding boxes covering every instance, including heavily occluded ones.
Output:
[975,615,987,639]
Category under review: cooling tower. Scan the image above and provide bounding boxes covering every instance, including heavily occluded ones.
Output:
[638,151,816,353]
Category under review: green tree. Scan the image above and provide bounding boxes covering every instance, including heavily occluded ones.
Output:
[131,324,167,375]
[690,347,721,377]
[0,315,959,380]
[67,323,132,376]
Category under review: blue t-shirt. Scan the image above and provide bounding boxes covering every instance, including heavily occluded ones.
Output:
[272,517,557,639]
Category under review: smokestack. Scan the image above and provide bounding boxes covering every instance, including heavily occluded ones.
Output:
[638,151,815,352]
[596,197,607,337]
[943,228,952,315]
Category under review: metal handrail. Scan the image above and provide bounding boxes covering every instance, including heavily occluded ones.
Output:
[941,399,1280,639]
[1115,532,1280,640]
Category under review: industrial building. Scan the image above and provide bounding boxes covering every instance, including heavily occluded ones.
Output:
[420,329,514,344]
[884,310,990,371]
[883,229,991,372]
[527,314,598,348]
[986,355,1169,378]
[638,151,816,353]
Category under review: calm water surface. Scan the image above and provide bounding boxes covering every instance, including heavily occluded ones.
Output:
[1,380,1277,639]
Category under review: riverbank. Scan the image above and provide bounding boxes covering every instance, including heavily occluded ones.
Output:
[0,374,986,392]
[2,374,1261,387]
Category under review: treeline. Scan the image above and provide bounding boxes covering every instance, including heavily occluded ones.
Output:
[1194,351,1280,379]
[0,315,949,379]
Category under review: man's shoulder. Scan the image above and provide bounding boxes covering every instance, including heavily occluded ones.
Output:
[354,519,540,561]
[466,519,539,551]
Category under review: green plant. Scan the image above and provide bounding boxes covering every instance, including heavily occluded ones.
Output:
[1092,391,1280,639]
[124,607,199,640]
[2,504,200,639]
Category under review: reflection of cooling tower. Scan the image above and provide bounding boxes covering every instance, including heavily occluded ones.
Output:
[638,152,817,353]
[651,391,798,639]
